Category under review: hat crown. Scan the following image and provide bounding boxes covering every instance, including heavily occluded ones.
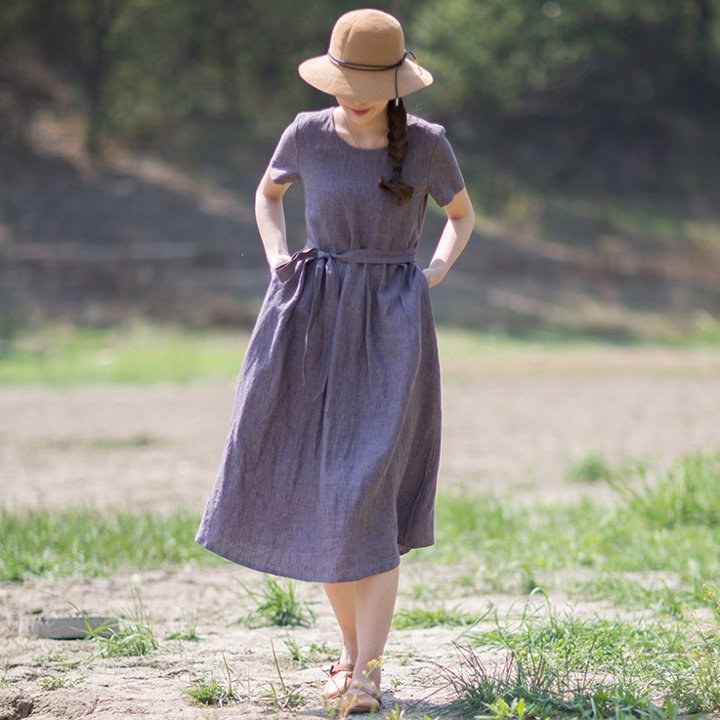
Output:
[329,9,405,67]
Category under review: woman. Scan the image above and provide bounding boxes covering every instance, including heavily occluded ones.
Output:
[195,8,474,715]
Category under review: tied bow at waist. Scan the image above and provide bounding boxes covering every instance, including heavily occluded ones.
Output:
[273,245,419,398]
[274,245,417,281]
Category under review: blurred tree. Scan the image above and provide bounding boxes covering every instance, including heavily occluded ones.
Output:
[410,0,720,131]
[0,0,718,151]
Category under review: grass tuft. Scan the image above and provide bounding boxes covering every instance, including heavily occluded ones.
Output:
[564,449,626,484]
[238,577,316,628]
[611,449,720,528]
[69,583,157,658]
[264,641,304,710]
[164,610,200,641]
[182,651,238,706]
[393,605,487,630]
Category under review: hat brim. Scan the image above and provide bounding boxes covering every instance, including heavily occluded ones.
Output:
[298,55,433,102]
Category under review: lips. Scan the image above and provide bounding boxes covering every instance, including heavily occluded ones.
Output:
[350,108,370,116]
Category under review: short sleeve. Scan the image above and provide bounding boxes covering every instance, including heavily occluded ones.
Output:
[428,128,465,207]
[269,116,300,185]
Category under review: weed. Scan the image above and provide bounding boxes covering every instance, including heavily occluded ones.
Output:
[283,634,305,665]
[182,651,237,706]
[164,610,199,641]
[478,696,546,720]
[38,673,82,690]
[564,449,618,484]
[238,576,316,628]
[67,583,157,657]
[444,593,716,718]
[264,641,304,710]
[611,450,720,528]
[572,572,707,616]
[409,582,445,603]
[307,641,334,661]
[382,709,435,720]
[661,595,720,714]
[32,649,67,665]
[183,678,232,705]
[393,605,486,630]
[382,705,405,719]
[383,705,435,720]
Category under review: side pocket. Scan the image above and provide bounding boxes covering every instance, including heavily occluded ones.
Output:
[272,254,299,283]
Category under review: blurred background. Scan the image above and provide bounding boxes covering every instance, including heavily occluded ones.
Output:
[1,0,719,343]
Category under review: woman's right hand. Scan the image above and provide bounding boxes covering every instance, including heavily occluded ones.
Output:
[255,165,294,272]
[268,252,292,271]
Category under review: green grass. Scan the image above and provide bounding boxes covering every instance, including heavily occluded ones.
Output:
[0,322,555,386]
[237,577,316,628]
[282,636,334,667]
[0,505,223,581]
[3,449,720,612]
[4,321,718,386]
[414,448,720,607]
[164,610,200,641]
[392,605,486,630]
[446,588,720,718]
[563,449,638,484]
[69,584,158,658]
[3,445,720,715]
[183,677,236,706]
[0,321,248,385]
[183,651,238,706]
[264,642,305,710]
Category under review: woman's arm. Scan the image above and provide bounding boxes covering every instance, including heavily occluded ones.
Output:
[423,187,475,288]
[254,166,294,269]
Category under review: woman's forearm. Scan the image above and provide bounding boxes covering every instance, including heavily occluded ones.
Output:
[255,192,290,268]
[424,188,475,287]
[254,177,291,268]
[428,214,474,276]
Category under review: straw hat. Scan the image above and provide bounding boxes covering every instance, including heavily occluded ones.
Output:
[298,9,433,102]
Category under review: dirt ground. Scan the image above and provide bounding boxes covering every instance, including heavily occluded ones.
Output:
[2,344,720,719]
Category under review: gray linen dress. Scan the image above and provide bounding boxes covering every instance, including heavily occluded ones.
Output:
[195,106,465,583]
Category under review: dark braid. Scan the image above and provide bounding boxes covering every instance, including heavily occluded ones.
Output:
[377,98,414,205]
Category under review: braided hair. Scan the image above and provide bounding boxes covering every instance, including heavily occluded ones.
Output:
[377,98,414,206]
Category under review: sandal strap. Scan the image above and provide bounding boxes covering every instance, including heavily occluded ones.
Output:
[329,662,355,675]
[348,683,382,701]
[340,685,383,713]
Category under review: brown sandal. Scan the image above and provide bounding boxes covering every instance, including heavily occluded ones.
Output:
[338,682,383,715]
[321,661,355,700]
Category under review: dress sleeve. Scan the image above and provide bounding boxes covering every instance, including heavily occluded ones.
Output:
[269,115,300,185]
[428,128,465,207]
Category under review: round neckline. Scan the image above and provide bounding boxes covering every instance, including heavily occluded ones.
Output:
[328,107,388,152]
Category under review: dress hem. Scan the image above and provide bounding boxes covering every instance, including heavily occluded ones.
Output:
[195,534,432,583]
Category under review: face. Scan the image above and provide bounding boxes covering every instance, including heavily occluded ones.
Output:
[335,95,388,126]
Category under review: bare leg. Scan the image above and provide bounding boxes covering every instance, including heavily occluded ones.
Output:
[322,580,359,665]
[351,565,399,691]
[322,565,400,707]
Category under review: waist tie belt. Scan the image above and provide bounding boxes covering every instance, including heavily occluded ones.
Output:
[275,245,418,398]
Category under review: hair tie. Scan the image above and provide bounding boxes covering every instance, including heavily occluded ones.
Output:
[328,49,415,105]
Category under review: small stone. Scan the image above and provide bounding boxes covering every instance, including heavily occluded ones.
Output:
[18,615,120,640]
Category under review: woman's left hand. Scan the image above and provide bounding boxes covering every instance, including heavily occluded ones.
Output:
[422,264,446,288]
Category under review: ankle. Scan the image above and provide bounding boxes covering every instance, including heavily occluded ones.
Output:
[339,642,357,666]
[353,666,381,690]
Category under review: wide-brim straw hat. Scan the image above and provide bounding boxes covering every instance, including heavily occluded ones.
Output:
[298,9,433,103]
